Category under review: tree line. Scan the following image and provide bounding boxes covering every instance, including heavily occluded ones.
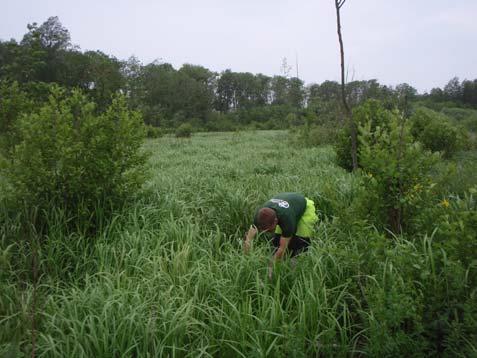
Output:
[1,16,477,131]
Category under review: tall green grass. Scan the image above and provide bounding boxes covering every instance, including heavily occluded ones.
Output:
[1,130,475,356]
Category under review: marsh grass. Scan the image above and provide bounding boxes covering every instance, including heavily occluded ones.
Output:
[1,130,475,356]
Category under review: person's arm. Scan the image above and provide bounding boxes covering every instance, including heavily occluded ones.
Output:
[243,225,258,254]
[268,236,291,279]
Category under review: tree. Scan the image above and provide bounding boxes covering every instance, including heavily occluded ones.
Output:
[254,74,271,106]
[21,16,71,51]
[121,56,145,110]
[179,64,214,86]
[443,77,462,102]
[429,87,445,102]
[308,81,340,103]
[395,83,417,115]
[84,51,124,111]
[0,38,46,83]
[270,75,289,105]
[20,16,72,84]
[174,68,212,121]
[55,49,92,89]
[215,69,235,112]
[462,79,477,108]
[288,77,305,109]
[334,0,358,170]
[139,62,176,123]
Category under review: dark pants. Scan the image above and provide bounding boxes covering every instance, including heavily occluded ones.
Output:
[270,234,311,258]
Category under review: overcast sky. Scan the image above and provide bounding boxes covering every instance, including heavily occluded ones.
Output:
[1,0,476,93]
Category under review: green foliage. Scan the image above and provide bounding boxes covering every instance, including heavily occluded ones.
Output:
[145,124,163,138]
[2,16,477,356]
[1,131,476,356]
[289,122,340,148]
[175,123,193,138]
[203,112,238,132]
[441,107,477,124]
[0,81,33,154]
[285,112,300,126]
[139,62,214,124]
[438,195,477,267]
[440,107,477,148]
[6,86,147,232]
[334,125,353,171]
[2,16,477,135]
[335,99,393,170]
[410,108,461,157]
[431,151,477,195]
[83,51,124,112]
[415,190,477,266]
[355,111,439,233]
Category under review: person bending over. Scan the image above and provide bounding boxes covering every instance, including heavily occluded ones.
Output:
[244,192,318,278]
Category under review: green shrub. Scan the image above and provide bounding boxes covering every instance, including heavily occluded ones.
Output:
[6,86,147,232]
[441,108,477,147]
[335,99,392,170]
[203,112,238,132]
[441,107,477,123]
[0,81,33,155]
[433,192,477,268]
[286,112,304,127]
[145,124,163,138]
[431,151,477,195]
[413,186,477,262]
[410,108,460,158]
[289,123,340,147]
[354,110,439,233]
[139,104,165,127]
[175,123,193,138]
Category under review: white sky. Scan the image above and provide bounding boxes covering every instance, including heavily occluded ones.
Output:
[1,0,476,93]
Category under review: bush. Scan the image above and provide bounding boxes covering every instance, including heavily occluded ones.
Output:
[289,123,340,147]
[422,192,477,268]
[145,124,163,138]
[0,81,33,155]
[139,104,165,127]
[6,86,147,233]
[175,123,193,138]
[204,112,238,132]
[441,108,477,147]
[286,112,303,127]
[239,105,293,127]
[352,109,439,233]
[335,99,392,171]
[431,152,477,195]
[441,107,477,123]
[410,108,460,158]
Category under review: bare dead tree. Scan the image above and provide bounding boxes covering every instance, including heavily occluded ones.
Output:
[391,94,409,234]
[335,0,358,170]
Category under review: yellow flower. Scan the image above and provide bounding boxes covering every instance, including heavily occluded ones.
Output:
[440,199,450,208]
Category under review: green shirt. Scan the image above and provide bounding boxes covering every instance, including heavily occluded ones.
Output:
[254,193,307,237]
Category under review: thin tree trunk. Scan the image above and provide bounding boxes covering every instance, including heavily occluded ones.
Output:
[392,95,408,234]
[335,0,358,170]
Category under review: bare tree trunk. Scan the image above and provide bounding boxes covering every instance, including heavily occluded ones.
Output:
[335,0,358,171]
[392,95,408,234]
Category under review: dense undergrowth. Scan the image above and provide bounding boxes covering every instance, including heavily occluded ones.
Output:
[1,131,476,357]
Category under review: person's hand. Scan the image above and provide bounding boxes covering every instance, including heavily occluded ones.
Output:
[243,225,258,254]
